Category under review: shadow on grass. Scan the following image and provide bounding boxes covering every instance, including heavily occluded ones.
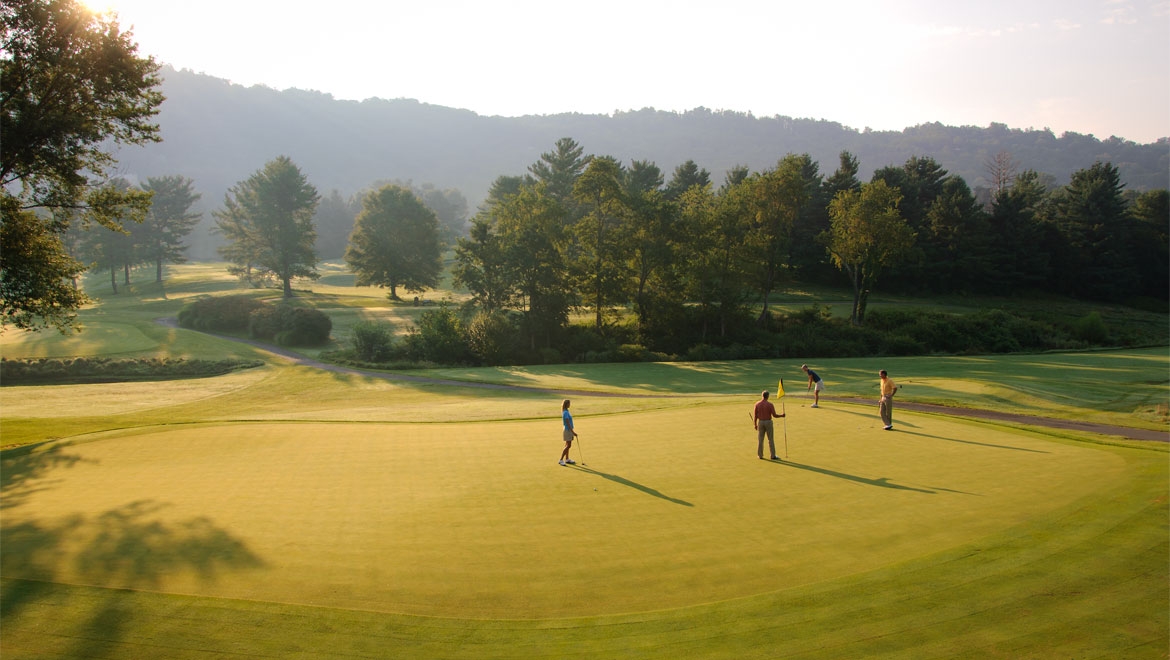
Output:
[810,404,921,429]
[897,430,1050,454]
[768,459,936,494]
[569,465,693,507]
[2,446,266,657]
[1,443,96,511]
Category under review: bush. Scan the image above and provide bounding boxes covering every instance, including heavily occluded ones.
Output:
[1073,311,1109,344]
[467,311,519,366]
[351,321,396,362]
[282,307,332,345]
[0,357,264,384]
[177,295,266,332]
[247,305,286,340]
[407,305,472,364]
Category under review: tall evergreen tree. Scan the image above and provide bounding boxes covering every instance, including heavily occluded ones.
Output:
[665,160,711,201]
[1129,189,1169,300]
[1052,161,1137,299]
[984,170,1055,293]
[140,175,201,282]
[572,156,630,331]
[923,176,989,291]
[528,138,589,206]
[215,156,320,298]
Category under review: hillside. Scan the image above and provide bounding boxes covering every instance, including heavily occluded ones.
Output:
[112,66,1169,259]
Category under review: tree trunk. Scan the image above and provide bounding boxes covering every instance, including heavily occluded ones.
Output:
[110,265,118,294]
[156,259,163,283]
[123,262,130,285]
[283,276,293,298]
[847,264,863,326]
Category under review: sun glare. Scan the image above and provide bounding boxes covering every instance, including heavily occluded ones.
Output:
[78,0,116,14]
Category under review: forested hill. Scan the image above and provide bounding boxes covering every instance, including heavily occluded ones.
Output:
[114,66,1168,257]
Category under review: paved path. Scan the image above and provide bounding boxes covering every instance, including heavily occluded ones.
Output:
[160,319,1169,443]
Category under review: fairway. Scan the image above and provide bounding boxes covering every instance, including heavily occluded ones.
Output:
[2,402,1127,620]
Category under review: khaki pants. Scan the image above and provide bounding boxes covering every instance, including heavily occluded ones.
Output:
[757,419,776,458]
[880,396,894,427]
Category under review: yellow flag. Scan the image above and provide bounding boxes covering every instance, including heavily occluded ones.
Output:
[777,378,784,398]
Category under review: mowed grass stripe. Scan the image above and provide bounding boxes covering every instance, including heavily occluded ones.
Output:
[0,440,1164,658]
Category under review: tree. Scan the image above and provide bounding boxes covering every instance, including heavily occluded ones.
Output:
[1129,189,1169,300]
[984,170,1055,293]
[314,190,360,260]
[664,160,711,201]
[215,156,320,298]
[824,180,916,325]
[345,184,441,300]
[571,156,631,331]
[79,179,148,294]
[922,176,989,291]
[415,184,469,247]
[494,184,572,349]
[1051,161,1136,299]
[984,150,1019,196]
[0,197,87,330]
[621,161,676,337]
[140,176,201,282]
[529,138,588,206]
[743,155,811,323]
[0,0,163,330]
[678,181,751,340]
[453,216,512,312]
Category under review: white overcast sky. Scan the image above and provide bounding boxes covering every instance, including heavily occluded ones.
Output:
[87,0,1170,143]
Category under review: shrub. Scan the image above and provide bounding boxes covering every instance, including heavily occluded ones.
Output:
[0,357,264,384]
[282,307,332,345]
[1073,311,1109,344]
[177,295,266,332]
[538,347,562,365]
[243,304,331,345]
[248,305,287,340]
[467,311,519,366]
[351,321,396,362]
[407,305,472,364]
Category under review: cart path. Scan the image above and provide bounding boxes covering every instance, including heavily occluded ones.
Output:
[160,319,1169,443]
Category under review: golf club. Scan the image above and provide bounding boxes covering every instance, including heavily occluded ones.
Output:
[576,434,586,466]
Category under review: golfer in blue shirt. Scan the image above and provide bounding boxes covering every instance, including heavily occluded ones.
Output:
[559,399,578,466]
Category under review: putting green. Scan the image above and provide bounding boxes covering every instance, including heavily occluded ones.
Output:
[1,401,1125,619]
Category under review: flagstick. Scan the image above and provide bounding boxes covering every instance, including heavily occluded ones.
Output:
[781,399,788,458]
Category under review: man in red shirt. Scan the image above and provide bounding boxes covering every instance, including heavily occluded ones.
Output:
[753,390,785,460]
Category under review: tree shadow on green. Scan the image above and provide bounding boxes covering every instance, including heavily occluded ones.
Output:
[1,495,265,657]
[569,465,693,506]
[1,443,95,511]
[770,459,937,494]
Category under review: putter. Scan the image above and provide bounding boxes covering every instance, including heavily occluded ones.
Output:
[576,434,586,466]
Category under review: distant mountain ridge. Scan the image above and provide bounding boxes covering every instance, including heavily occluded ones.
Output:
[113,66,1168,259]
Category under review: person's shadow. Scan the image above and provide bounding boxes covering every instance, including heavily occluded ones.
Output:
[570,465,693,506]
[767,459,937,494]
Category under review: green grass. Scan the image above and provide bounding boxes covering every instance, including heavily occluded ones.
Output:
[0,262,1167,658]
[1,411,1165,657]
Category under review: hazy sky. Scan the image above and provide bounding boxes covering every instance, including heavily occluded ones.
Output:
[85,0,1169,143]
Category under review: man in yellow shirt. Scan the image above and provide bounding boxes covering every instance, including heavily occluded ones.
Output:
[879,370,899,430]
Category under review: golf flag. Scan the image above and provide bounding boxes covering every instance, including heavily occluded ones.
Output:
[777,378,784,398]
